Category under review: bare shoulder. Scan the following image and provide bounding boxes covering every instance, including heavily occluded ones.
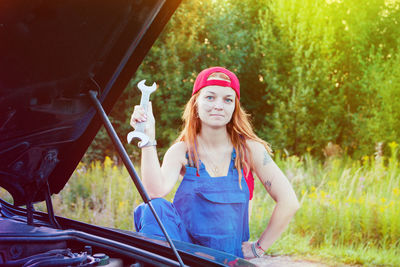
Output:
[168,141,187,153]
[246,139,266,154]
[246,139,273,165]
[164,141,187,162]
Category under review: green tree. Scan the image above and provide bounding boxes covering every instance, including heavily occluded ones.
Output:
[87,0,266,162]
[256,0,400,157]
[256,0,347,156]
[85,0,400,162]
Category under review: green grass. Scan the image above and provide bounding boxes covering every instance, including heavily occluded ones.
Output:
[250,142,400,266]
[1,144,399,266]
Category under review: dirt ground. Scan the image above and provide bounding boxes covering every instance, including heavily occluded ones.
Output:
[248,255,337,267]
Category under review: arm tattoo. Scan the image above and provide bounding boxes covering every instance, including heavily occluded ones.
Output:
[263,150,272,165]
[264,180,272,190]
[262,150,272,190]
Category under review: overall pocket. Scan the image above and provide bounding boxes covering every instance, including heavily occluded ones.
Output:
[188,191,248,254]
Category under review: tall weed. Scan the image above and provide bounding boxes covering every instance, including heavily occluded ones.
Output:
[251,144,400,266]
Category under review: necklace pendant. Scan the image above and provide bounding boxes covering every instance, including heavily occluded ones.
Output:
[213,166,219,176]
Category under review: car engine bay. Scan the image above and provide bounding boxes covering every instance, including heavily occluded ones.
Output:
[0,216,145,267]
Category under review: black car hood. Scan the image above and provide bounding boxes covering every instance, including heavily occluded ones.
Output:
[0,0,180,206]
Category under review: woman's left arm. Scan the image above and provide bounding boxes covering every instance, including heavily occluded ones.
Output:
[242,140,300,259]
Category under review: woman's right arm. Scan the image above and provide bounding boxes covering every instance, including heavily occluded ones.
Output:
[130,104,185,198]
[141,142,186,198]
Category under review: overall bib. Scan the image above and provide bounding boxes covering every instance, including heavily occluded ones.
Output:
[134,150,250,257]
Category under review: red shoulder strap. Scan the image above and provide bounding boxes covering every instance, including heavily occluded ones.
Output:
[244,168,254,200]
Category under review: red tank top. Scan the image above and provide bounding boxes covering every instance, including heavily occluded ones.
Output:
[244,169,254,200]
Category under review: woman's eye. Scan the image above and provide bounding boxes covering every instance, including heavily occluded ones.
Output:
[206,96,214,100]
[225,98,233,103]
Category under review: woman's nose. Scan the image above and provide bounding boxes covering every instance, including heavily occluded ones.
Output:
[214,100,223,109]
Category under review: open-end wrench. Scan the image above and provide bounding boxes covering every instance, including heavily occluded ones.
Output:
[127,80,157,147]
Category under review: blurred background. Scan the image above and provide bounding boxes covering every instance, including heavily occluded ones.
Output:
[90,0,400,163]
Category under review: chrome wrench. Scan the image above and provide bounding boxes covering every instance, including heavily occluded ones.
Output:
[127,80,157,147]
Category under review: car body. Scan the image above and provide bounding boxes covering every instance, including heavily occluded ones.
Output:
[0,1,255,266]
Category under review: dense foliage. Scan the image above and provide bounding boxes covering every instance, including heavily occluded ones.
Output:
[86,0,400,162]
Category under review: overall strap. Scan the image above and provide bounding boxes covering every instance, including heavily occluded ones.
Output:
[233,148,254,200]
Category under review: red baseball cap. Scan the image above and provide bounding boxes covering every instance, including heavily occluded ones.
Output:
[192,67,240,99]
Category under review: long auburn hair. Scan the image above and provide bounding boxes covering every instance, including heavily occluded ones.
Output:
[176,78,272,184]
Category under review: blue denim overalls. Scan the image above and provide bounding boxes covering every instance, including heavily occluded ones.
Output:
[134,150,250,257]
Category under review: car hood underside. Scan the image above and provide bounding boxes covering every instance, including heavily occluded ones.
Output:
[0,0,179,206]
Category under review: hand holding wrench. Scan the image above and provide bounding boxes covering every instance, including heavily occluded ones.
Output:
[127,80,157,147]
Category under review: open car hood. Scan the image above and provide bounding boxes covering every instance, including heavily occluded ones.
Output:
[0,0,180,206]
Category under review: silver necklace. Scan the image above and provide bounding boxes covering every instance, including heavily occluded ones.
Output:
[199,140,227,177]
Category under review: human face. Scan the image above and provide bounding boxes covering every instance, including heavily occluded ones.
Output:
[196,86,236,128]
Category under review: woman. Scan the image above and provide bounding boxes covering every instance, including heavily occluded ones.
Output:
[130,67,300,259]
